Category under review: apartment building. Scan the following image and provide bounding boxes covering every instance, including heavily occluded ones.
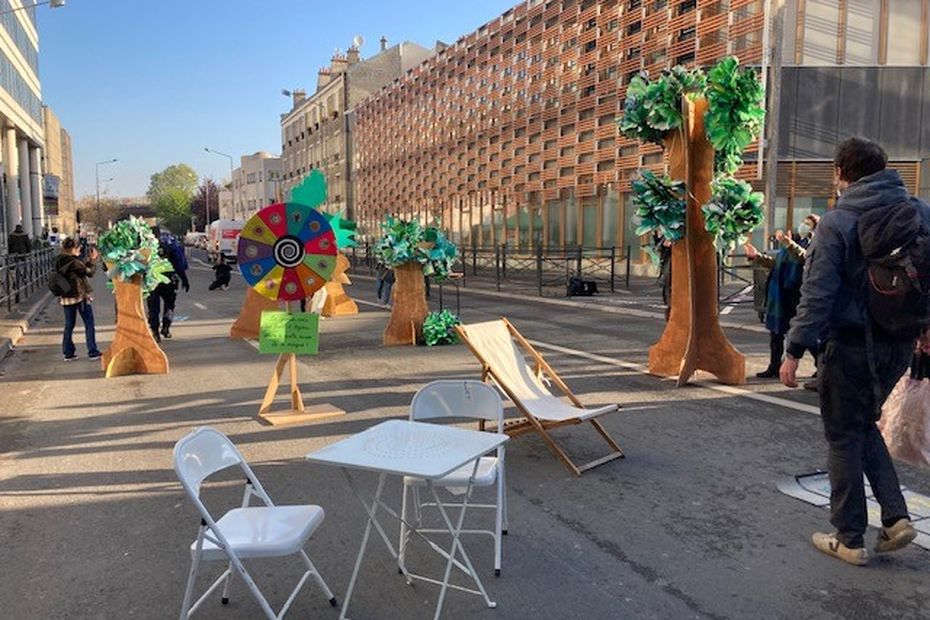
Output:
[41,105,76,234]
[228,151,283,221]
[280,37,435,218]
[0,1,45,250]
[353,0,930,251]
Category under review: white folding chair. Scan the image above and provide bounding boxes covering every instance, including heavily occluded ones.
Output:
[398,380,508,577]
[173,427,337,619]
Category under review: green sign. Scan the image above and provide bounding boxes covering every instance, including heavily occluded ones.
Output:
[259,311,320,355]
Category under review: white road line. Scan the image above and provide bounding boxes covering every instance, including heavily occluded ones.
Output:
[528,339,820,416]
[194,302,207,310]
[355,299,387,309]
[720,305,734,315]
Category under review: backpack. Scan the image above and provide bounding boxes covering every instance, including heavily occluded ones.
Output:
[857,200,930,339]
[48,262,74,297]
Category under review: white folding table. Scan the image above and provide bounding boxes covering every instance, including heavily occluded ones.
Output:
[306,419,508,620]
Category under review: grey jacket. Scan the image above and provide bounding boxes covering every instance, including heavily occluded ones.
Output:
[785,169,930,358]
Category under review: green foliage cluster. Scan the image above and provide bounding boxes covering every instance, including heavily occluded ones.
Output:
[632,170,687,244]
[619,67,706,144]
[423,310,462,347]
[96,216,173,294]
[702,177,765,255]
[147,164,199,234]
[704,57,766,175]
[375,217,458,281]
[323,211,358,250]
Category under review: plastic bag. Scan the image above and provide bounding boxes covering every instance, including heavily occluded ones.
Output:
[878,351,930,467]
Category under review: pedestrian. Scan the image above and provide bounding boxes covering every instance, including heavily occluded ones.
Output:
[744,229,807,379]
[147,227,190,342]
[56,237,102,361]
[781,137,930,566]
[209,254,232,291]
[380,266,395,306]
[47,226,61,247]
[7,224,30,254]
[656,235,673,321]
[375,261,389,300]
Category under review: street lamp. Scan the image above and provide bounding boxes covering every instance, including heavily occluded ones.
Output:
[204,147,234,222]
[95,158,117,228]
[0,0,65,17]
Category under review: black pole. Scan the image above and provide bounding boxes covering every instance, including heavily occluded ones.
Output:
[472,243,477,276]
[576,245,582,278]
[625,244,632,289]
[495,244,501,292]
[536,243,543,297]
[501,243,507,280]
[610,245,616,293]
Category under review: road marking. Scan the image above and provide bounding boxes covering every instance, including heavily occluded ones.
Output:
[194,302,207,310]
[528,339,820,417]
[720,305,734,315]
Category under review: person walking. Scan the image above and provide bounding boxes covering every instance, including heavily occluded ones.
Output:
[147,228,190,342]
[379,265,395,307]
[781,137,930,566]
[57,237,101,361]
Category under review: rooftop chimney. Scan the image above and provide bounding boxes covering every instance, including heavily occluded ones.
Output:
[347,45,360,65]
[380,35,387,51]
[292,89,306,107]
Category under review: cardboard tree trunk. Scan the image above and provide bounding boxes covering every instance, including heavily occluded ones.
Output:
[102,275,169,377]
[322,254,359,317]
[230,288,278,340]
[383,261,428,346]
[648,97,746,386]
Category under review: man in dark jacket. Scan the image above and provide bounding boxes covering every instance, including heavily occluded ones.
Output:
[781,137,930,565]
[147,228,190,341]
[57,237,101,361]
[7,224,30,254]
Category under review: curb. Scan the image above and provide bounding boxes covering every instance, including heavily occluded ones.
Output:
[351,273,768,335]
[0,291,53,361]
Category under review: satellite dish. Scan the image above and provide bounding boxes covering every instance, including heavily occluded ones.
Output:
[352,35,364,49]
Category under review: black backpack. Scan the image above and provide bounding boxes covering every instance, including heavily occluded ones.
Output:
[857,200,930,339]
[48,261,74,297]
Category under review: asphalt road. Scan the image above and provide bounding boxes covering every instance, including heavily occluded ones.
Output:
[0,256,928,619]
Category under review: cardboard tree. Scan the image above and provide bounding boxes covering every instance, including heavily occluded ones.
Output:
[621,59,765,386]
[97,217,170,377]
[235,170,345,425]
[319,211,359,317]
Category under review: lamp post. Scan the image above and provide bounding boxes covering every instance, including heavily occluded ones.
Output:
[95,158,117,229]
[0,0,65,17]
[204,147,234,222]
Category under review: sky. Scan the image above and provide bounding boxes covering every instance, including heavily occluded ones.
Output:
[37,0,518,199]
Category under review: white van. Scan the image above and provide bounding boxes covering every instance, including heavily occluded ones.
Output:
[208,219,243,262]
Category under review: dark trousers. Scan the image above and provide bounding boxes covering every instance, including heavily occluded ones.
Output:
[62,300,100,357]
[147,282,177,333]
[208,275,230,290]
[820,334,913,547]
[767,332,785,371]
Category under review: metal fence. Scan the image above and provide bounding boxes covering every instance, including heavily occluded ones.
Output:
[0,247,56,312]
[348,243,635,298]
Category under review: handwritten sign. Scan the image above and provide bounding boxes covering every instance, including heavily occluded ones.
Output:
[259,311,320,355]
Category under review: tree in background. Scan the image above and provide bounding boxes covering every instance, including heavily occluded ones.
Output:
[147,164,198,234]
[76,195,123,232]
[189,178,220,231]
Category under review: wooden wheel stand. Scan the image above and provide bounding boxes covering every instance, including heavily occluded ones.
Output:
[648,97,746,386]
[101,276,169,377]
[257,302,345,426]
[383,261,428,346]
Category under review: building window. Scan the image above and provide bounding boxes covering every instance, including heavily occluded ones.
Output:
[886,0,923,65]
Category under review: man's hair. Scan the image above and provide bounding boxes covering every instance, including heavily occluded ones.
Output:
[61,237,77,251]
[834,137,887,183]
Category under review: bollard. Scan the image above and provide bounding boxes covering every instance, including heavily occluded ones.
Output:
[610,245,616,293]
[536,243,543,297]
[501,243,507,280]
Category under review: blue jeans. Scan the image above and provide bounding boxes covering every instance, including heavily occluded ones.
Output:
[62,300,100,358]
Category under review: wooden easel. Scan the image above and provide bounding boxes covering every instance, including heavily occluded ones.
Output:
[648,97,746,386]
[257,302,345,426]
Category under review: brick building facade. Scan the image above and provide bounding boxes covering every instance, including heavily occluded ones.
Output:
[353,0,929,252]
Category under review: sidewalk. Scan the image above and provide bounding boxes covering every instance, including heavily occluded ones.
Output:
[0,287,51,361]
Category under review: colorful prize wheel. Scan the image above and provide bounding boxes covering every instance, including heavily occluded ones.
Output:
[237,203,338,302]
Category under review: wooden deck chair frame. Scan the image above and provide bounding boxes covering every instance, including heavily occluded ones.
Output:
[455,318,624,476]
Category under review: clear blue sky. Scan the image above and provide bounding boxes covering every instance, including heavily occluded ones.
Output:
[37,0,517,199]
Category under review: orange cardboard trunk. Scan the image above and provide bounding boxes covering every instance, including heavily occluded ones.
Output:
[102,276,169,377]
[383,261,428,346]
